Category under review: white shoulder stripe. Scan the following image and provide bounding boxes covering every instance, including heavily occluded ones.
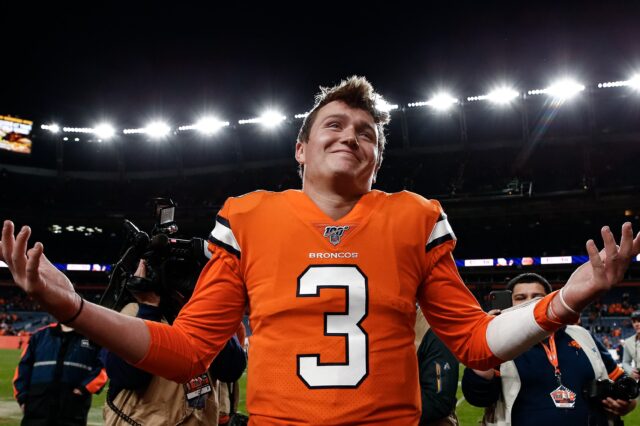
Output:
[485,298,549,360]
[427,215,456,245]
[204,243,212,259]
[210,220,241,253]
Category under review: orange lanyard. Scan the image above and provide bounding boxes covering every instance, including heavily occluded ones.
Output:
[540,333,563,385]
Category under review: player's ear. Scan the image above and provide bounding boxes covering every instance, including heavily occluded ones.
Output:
[295,141,305,165]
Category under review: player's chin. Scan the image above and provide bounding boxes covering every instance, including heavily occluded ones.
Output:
[326,159,360,174]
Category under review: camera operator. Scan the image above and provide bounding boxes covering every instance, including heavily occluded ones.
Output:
[461,273,637,426]
[102,260,246,426]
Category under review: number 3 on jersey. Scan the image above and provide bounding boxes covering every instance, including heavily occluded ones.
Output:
[296,265,369,388]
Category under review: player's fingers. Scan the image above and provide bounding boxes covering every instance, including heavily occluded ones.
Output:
[12,226,31,274]
[598,247,607,262]
[601,226,618,261]
[1,220,15,266]
[618,222,633,257]
[632,230,640,257]
[25,242,44,290]
[587,239,605,280]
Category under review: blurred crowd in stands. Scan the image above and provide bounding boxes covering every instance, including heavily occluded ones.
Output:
[0,287,105,336]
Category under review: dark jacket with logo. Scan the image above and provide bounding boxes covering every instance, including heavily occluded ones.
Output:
[418,328,460,425]
[13,323,107,426]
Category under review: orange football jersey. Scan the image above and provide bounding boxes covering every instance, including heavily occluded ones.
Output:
[139,189,506,425]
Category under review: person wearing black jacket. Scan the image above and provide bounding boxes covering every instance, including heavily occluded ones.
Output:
[415,307,459,426]
[13,322,107,426]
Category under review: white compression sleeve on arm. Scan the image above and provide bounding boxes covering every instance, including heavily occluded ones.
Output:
[485,298,551,361]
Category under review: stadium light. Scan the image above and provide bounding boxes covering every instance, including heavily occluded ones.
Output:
[375,98,399,113]
[260,111,286,128]
[94,123,115,139]
[294,112,310,119]
[145,121,171,138]
[41,123,60,133]
[123,128,145,134]
[486,87,520,104]
[425,93,458,111]
[467,87,519,104]
[178,117,230,134]
[196,117,229,134]
[597,74,640,90]
[598,80,626,88]
[63,127,93,133]
[546,79,585,99]
[238,110,286,128]
[528,78,585,100]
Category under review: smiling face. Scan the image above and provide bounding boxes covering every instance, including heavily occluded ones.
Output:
[295,100,380,195]
[511,282,549,306]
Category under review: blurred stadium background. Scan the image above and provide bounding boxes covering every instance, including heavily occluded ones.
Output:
[2,3,640,424]
[1,74,639,424]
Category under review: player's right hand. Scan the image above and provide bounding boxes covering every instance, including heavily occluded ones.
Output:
[1,220,76,316]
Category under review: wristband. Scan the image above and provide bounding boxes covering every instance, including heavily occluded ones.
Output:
[61,295,84,325]
[558,287,580,316]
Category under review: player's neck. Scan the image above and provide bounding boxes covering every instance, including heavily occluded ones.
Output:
[302,184,365,221]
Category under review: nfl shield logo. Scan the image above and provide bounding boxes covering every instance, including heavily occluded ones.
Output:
[323,226,350,246]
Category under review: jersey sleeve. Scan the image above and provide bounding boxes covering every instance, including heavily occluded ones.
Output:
[418,240,502,369]
[206,198,242,266]
[418,200,564,369]
[135,199,247,383]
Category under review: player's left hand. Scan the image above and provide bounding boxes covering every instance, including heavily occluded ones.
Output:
[563,223,640,312]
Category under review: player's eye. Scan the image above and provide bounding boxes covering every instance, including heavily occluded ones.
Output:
[359,132,374,141]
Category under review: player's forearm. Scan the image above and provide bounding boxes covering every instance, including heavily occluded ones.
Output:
[550,284,595,322]
[65,300,150,365]
[485,293,561,361]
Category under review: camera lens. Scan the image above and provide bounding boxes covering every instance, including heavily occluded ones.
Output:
[613,376,640,400]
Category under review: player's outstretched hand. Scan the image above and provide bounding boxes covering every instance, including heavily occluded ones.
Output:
[1,220,78,320]
[563,222,640,313]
